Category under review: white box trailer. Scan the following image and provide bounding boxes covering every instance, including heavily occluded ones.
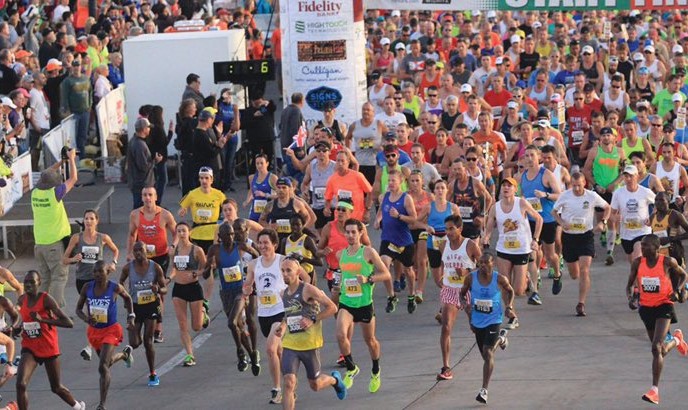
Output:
[122,30,247,155]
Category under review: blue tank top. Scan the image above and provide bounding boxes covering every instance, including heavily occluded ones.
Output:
[470,270,502,329]
[427,201,454,232]
[218,244,243,291]
[639,174,651,189]
[520,166,555,223]
[381,192,413,246]
[86,280,118,329]
[249,172,272,221]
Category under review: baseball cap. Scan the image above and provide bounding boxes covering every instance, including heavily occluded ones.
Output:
[1,97,16,109]
[623,165,638,175]
[644,45,655,54]
[45,58,62,71]
[395,43,406,51]
[495,56,504,65]
[570,39,580,46]
[609,56,619,64]
[198,110,214,121]
[533,21,542,29]
[276,177,291,186]
[383,144,399,154]
[550,93,562,103]
[633,52,645,63]
[501,177,518,188]
[487,11,497,19]
[203,107,218,115]
[15,50,32,59]
[673,93,684,102]
[460,84,472,93]
[134,117,151,131]
[17,88,30,98]
[384,131,398,140]
[380,37,391,46]
[582,45,594,55]
[77,34,87,41]
[198,166,214,178]
[638,66,650,75]
[507,100,519,109]
[510,34,521,44]
[600,127,614,135]
[673,44,684,55]
[583,83,595,92]
[314,140,331,150]
[391,10,400,17]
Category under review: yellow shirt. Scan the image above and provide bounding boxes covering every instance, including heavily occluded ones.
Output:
[179,187,226,241]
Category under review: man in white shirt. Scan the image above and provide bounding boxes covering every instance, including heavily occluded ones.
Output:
[52,0,70,24]
[93,65,112,104]
[28,72,50,169]
[374,96,407,130]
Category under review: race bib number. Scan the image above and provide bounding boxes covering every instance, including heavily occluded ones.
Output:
[432,235,446,250]
[418,231,429,241]
[22,321,41,339]
[174,255,189,271]
[254,199,267,214]
[222,266,242,283]
[358,138,374,150]
[653,229,668,238]
[276,219,291,234]
[81,246,99,264]
[337,189,352,201]
[90,306,108,324]
[313,187,326,203]
[388,243,405,254]
[259,291,277,306]
[446,269,464,287]
[572,130,584,144]
[459,206,473,219]
[474,298,493,314]
[641,277,660,293]
[137,289,155,305]
[344,278,362,298]
[527,197,542,212]
[286,315,304,333]
[332,269,342,287]
[570,217,586,232]
[624,217,642,230]
[504,234,521,250]
[145,244,156,257]
[196,209,212,220]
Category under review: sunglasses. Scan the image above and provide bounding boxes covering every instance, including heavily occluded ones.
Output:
[574,98,583,100]
[466,157,478,161]
[335,207,349,212]
[612,85,620,89]
[385,153,398,158]
[428,121,437,124]
[652,124,663,127]
[428,94,438,97]
[394,97,402,100]
[644,50,653,54]
[316,149,328,153]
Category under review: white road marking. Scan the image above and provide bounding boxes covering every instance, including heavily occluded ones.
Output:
[156,333,212,377]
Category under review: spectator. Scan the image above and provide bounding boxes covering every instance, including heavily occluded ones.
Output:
[126,118,161,209]
[175,98,198,195]
[8,89,29,156]
[28,72,50,169]
[38,27,61,68]
[217,89,240,192]
[93,65,112,105]
[0,49,19,95]
[279,92,305,150]
[192,109,226,188]
[45,58,67,129]
[60,59,92,156]
[182,73,204,113]
[147,105,174,205]
[241,90,277,169]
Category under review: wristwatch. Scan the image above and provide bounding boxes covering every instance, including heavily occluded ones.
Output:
[309,314,317,323]
[367,274,375,284]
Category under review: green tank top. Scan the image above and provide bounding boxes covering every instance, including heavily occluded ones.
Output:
[338,246,374,308]
[31,187,71,245]
[626,106,637,121]
[592,145,620,188]
[621,137,644,161]
[380,165,408,194]
[403,96,422,119]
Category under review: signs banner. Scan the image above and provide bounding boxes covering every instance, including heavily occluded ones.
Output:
[632,0,688,10]
[0,153,32,217]
[367,0,631,10]
[96,85,127,159]
[280,0,367,129]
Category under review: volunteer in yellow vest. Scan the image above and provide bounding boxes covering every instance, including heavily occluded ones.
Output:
[278,215,321,285]
[649,192,688,266]
[178,166,226,312]
[31,147,78,308]
[275,257,346,410]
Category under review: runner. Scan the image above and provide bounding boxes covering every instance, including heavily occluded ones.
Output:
[119,241,168,387]
[336,219,391,392]
[244,154,278,223]
[434,214,481,381]
[651,142,688,207]
[75,261,135,410]
[630,152,664,193]
[278,215,321,285]
[260,177,313,243]
[448,159,493,241]
[375,170,417,314]
[277,257,346,409]
[324,151,374,224]
[216,198,263,241]
[625,234,688,405]
[649,192,688,266]
[300,141,336,234]
[0,266,21,372]
[460,253,515,404]
[169,222,207,366]
[14,271,86,410]
[0,294,19,390]
[127,186,176,343]
[406,171,432,302]
[205,224,260,376]
[552,172,611,316]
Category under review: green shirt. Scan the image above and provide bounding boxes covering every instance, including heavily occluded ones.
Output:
[592,145,620,188]
[60,74,92,114]
[338,246,374,308]
[653,89,686,118]
[31,187,71,245]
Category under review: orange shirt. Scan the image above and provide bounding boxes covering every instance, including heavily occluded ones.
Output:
[271,28,282,60]
[637,255,673,308]
[324,170,372,221]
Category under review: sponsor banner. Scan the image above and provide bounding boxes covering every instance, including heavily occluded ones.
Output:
[632,0,687,10]
[367,0,630,10]
[97,86,127,159]
[281,0,367,129]
[0,152,32,217]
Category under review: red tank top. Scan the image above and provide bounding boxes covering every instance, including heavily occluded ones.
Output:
[638,255,673,307]
[325,221,348,274]
[418,73,441,97]
[412,191,432,216]
[137,210,168,258]
[21,293,60,358]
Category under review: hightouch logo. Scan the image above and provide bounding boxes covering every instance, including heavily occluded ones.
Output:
[295,21,305,33]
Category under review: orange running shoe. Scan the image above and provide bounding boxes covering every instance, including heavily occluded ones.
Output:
[673,329,688,356]
[642,388,659,404]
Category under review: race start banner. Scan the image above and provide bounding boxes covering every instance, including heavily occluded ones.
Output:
[280,0,368,128]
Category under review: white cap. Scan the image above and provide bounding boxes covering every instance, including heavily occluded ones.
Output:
[630,10,641,17]
[1,97,16,109]
[673,93,684,102]
[623,164,638,175]
[487,11,497,19]
[633,52,645,62]
[380,37,390,46]
[472,10,481,16]
[391,10,400,17]
[395,42,406,51]
[537,119,551,128]
[460,84,472,93]
[533,21,542,29]
[550,93,562,103]
[495,56,504,65]
[507,100,519,109]
[609,56,619,64]
[582,45,594,54]
[673,44,684,55]
[510,34,521,44]
[644,45,655,54]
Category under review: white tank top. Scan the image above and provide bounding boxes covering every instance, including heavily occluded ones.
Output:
[552,164,565,191]
[603,89,626,112]
[424,100,443,114]
[638,123,651,139]
[368,85,388,115]
[462,112,480,133]
[441,238,476,288]
[529,85,548,106]
[655,161,681,201]
[496,199,532,254]
[351,119,381,166]
[255,254,286,317]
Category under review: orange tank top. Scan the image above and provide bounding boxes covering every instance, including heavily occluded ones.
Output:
[137,210,168,258]
[419,73,441,98]
[637,255,673,307]
[21,293,60,358]
[325,221,348,274]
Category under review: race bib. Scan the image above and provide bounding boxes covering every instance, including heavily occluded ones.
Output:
[641,277,660,293]
[332,269,342,287]
[145,244,157,257]
[388,243,405,254]
[137,289,155,305]
[253,199,267,214]
[504,234,521,250]
[446,269,464,287]
[418,231,429,241]
[337,189,352,200]
[81,246,99,264]
[196,209,212,219]
[432,235,446,250]
[570,217,586,232]
[358,138,374,150]
[259,290,277,306]
[572,130,584,144]
[653,229,668,238]
[174,255,190,270]
[527,197,542,212]
[344,278,362,298]
[222,266,242,283]
[459,206,473,219]
[474,298,493,313]
[286,315,304,333]
[276,219,291,234]
[624,217,642,230]
[313,187,326,204]
[90,306,108,324]
[22,321,41,339]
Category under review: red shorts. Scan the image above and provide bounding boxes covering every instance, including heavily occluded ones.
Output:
[87,323,123,352]
[440,286,470,309]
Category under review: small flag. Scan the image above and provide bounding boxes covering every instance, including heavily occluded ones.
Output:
[293,122,307,148]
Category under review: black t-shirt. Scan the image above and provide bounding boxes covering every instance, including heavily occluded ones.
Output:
[441,111,460,130]
[0,64,19,96]
[617,60,635,90]
[45,73,68,129]
[519,52,540,78]
[241,100,277,143]
[38,42,61,68]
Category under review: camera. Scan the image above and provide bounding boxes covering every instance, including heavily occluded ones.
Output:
[61,146,80,160]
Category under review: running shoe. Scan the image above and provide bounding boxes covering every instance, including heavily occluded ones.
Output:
[615,235,621,245]
[498,329,508,350]
[343,365,360,389]
[435,311,442,324]
[183,354,196,367]
[476,388,488,404]
[576,303,586,317]
[77,401,86,410]
[250,351,261,376]
[148,373,160,387]
[539,258,547,270]
[547,267,555,279]
[528,292,542,305]
[122,345,133,368]
[203,299,210,314]
[673,329,688,356]
[331,371,347,400]
[96,404,105,410]
[559,256,565,273]
[202,310,210,329]
[238,351,249,372]
[552,276,563,295]
[336,354,346,367]
[80,345,92,361]
[400,275,407,290]
[385,295,398,313]
[605,252,614,266]
[437,367,453,380]
[269,388,282,404]
[415,292,424,304]
[407,296,417,314]
[393,280,401,293]
[504,317,520,330]
[599,230,607,248]
[5,401,17,410]
[369,371,381,393]
[154,331,164,343]
[642,388,659,404]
